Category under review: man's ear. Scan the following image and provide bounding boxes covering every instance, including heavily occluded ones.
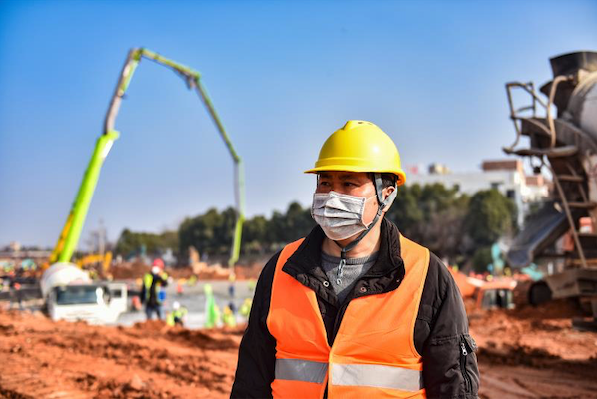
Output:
[382,186,396,212]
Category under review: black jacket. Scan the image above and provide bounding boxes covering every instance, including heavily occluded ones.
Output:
[231,218,479,399]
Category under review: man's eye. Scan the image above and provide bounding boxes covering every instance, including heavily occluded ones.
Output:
[344,182,356,187]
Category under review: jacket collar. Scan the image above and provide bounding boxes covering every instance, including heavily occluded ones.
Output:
[282,218,406,302]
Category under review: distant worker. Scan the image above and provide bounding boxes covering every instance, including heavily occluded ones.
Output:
[222,305,237,327]
[10,280,23,311]
[204,283,221,328]
[154,258,169,304]
[166,301,187,327]
[247,278,256,293]
[232,121,480,398]
[228,273,236,297]
[140,259,168,320]
[238,297,252,319]
[228,274,237,315]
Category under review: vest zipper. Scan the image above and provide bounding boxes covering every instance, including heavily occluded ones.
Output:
[460,338,472,393]
[332,300,351,344]
[330,278,386,343]
[331,280,361,343]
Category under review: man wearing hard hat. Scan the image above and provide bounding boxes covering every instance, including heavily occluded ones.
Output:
[141,258,168,320]
[231,121,479,398]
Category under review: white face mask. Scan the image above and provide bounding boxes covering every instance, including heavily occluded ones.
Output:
[151,266,161,275]
[311,191,376,241]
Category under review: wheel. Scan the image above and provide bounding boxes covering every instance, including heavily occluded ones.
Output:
[528,281,552,306]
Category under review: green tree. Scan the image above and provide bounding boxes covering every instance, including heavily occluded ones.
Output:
[281,201,315,243]
[471,246,492,273]
[115,228,179,257]
[264,202,314,251]
[386,184,424,233]
[178,202,316,259]
[243,215,269,253]
[178,208,226,258]
[386,183,469,259]
[464,189,517,250]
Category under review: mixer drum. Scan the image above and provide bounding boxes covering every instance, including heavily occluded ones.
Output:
[567,71,597,140]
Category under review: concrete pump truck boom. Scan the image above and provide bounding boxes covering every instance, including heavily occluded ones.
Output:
[44,48,245,324]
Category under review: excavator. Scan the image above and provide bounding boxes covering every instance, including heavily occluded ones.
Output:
[76,252,112,277]
[46,48,245,272]
[503,51,597,329]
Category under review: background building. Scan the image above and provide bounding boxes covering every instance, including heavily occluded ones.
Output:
[407,160,550,227]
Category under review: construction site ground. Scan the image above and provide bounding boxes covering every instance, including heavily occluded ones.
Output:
[470,299,597,399]
[1,300,596,399]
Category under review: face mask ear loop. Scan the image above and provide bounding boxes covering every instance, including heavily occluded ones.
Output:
[374,173,385,205]
[333,174,395,285]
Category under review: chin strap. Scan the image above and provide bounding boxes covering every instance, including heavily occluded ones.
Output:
[333,173,397,285]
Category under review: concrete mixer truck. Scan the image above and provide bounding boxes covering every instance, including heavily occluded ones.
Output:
[41,263,127,324]
[504,51,597,329]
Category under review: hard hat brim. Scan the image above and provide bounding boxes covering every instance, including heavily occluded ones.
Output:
[304,165,406,186]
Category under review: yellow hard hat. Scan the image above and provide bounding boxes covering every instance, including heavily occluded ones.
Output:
[304,120,406,185]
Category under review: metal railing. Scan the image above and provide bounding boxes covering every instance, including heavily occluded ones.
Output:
[504,76,571,151]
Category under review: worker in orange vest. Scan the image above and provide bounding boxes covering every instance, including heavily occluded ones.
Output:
[231,121,479,398]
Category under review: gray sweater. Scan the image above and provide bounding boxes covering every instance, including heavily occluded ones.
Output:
[321,251,379,303]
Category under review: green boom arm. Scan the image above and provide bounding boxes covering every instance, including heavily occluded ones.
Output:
[49,131,119,264]
[50,48,245,268]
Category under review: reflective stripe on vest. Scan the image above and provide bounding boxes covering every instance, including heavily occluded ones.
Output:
[275,359,328,384]
[267,234,430,398]
[276,360,422,392]
[331,363,423,392]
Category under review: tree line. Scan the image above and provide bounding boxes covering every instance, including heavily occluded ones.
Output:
[115,183,517,271]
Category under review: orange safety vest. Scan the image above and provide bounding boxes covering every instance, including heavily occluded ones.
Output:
[267,235,430,399]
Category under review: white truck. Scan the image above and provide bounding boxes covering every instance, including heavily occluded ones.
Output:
[41,262,127,324]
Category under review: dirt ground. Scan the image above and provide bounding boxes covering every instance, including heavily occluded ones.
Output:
[1,300,597,398]
[0,311,242,399]
[470,300,597,399]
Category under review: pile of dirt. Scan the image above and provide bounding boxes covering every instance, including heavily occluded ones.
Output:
[167,327,242,350]
[507,297,587,319]
[234,262,264,280]
[110,261,150,280]
[163,266,195,279]
[109,261,265,281]
[471,300,597,362]
[0,310,242,398]
[128,320,243,350]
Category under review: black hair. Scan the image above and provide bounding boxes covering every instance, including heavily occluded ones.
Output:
[369,173,397,189]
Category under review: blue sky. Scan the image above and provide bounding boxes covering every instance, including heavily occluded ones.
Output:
[1,0,596,248]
